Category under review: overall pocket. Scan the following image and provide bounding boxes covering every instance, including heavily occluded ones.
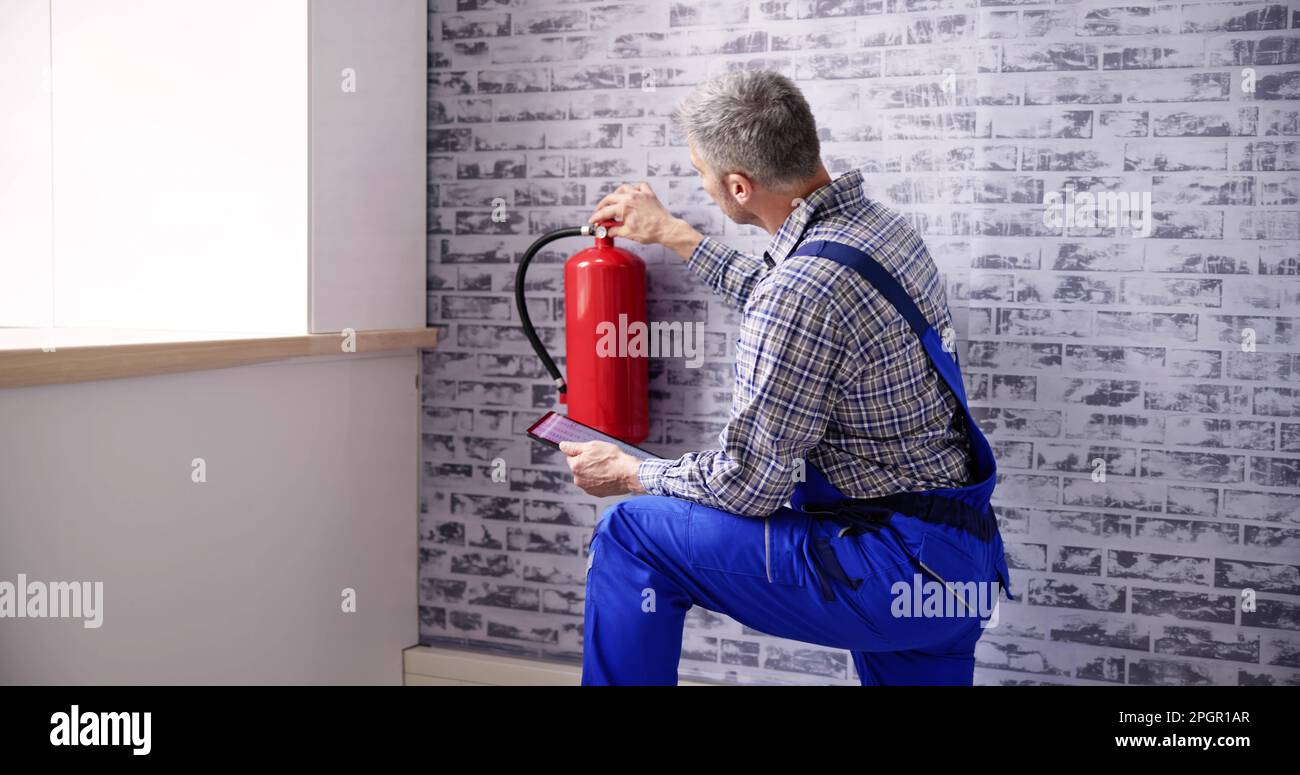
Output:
[901,527,1001,624]
[688,504,804,586]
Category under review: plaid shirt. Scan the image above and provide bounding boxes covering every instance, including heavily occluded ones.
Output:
[636,169,972,516]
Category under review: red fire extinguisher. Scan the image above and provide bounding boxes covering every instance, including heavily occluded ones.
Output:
[514,220,649,445]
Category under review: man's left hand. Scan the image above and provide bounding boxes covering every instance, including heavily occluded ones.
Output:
[559,441,646,497]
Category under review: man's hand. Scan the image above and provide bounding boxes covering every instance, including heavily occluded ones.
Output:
[559,440,647,498]
[589,182,702,260]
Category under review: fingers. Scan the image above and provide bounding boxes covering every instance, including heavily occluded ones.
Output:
[588,204,624,224]
[591,191,620,214]
[558,441,585,456]
[589,183,661,229]
[591,187,627,212]
[594,184,633,208]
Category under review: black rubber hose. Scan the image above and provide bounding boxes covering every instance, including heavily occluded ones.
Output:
[514,226,586,397]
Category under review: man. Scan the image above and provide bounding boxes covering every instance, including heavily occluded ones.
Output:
[559,71,1013,685]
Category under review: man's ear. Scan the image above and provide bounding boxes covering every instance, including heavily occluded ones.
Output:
[725,172,753,205]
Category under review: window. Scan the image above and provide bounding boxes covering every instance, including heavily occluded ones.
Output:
[1,0,423,341]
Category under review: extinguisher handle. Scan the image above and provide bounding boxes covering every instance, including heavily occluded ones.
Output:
[583,219,620,239]
[515,227,586,397]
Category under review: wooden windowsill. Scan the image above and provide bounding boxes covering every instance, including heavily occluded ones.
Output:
[0,327,438,389]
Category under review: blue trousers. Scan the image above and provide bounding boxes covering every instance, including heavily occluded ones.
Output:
[581,493,1010,685]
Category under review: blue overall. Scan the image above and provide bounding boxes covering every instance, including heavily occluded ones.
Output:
[581,240,1015,685]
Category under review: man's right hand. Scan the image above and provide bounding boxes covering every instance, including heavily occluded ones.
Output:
[589,182,702,260]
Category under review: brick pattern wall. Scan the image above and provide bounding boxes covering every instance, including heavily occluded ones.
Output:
[420,0,1300,685]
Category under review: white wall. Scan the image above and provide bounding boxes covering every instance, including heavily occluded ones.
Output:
[0,0,52,328]
[309,0,427,333]
[0,352,418,684]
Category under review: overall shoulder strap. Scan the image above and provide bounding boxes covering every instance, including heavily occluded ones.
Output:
[789,239,967,407]
[789,239,1005,554]
[790,239,1004,541]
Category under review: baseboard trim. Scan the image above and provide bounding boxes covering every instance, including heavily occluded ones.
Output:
[402,645,718,686]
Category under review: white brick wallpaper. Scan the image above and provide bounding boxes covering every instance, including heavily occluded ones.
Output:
[420,0,1300,685]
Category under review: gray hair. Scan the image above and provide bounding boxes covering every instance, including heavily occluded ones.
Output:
[671,70,821,192]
